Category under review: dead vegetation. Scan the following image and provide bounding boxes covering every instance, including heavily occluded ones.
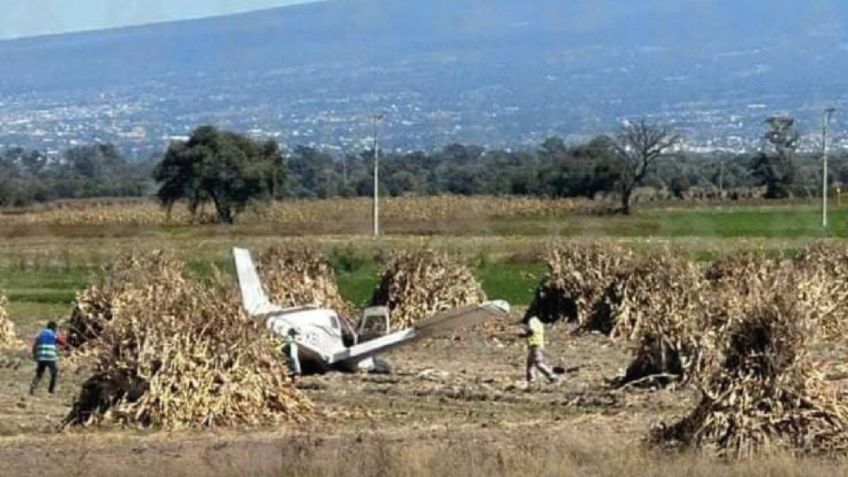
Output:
[652,265,848,458]
[791,242,848,340]
[371,249,486,330]
[63,253,313,429]
[66,252,187,350]
[259,245,354,323]
[525,243,635,325]
[605,257,709,386]
[0,291,22,349]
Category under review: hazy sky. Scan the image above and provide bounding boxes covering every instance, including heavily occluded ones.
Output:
[0,0,321,39]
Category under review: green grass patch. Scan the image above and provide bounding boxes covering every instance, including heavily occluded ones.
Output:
[336,262,381,308]
[6,301,71,335]
[476,262,545,307]
[0,268,92,305]
[331,256,544,309]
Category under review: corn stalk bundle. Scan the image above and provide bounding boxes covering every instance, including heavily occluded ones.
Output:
[259,246,355,325]
[67,251,187,349]
[612,259,711,386]
[792,242,848,340]
[0,291,22,349]
[525,243,635,325]
[371,249,486,330]
[652,269,848,459]
[64,273,313,429]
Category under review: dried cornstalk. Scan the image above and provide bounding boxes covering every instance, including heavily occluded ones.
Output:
[64,258,313,430]
[526,243,635,325]
[792,241,848,340]
[260,245,354,325]
[371,249,486,330]
[0,291,22,349]
[652,267,848,458]
[67,251,187,349]
[611,257,710,386]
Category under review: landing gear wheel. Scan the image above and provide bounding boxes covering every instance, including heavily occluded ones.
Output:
[369,357,393,375]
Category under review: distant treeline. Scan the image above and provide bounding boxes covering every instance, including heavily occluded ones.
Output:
[279,136,848,201]
[0,144,153,206]
[2,135,846,207]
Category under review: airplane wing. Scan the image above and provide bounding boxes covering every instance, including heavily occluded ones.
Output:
[328,300,510,365]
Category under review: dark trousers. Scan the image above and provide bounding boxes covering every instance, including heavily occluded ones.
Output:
[526,347,557,383]
[30,361,58,394]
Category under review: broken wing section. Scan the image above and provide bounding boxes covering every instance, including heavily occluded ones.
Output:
[329,300,510,366]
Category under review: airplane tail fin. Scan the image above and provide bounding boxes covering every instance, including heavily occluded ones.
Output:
[233,247,280,316]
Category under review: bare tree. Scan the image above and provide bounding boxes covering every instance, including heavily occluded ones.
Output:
[612,120,682,215]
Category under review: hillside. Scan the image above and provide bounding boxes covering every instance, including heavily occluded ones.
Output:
[1,0,846,152]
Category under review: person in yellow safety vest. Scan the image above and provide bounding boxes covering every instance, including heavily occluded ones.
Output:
[522,316,559,384]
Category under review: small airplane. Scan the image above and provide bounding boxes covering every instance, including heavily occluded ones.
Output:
[233,247,510,374]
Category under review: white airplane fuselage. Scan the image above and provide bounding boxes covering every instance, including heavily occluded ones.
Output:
[233,247,509,375]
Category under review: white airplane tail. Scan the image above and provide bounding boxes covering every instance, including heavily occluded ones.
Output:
[233,247,281,316]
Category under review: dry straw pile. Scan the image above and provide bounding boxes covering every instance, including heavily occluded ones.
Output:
[259,245,354,323]
[371,249,486,330]
[67,252,185,349]
[652,266,848,458]
[0,291,22,349]
[526,243,635,325]
[64,252,312,429]
[600,257,709,386]
[792,242,848,340]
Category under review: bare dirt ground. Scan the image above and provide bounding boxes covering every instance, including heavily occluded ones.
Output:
[3,312,848,476]
[0,312,693,475]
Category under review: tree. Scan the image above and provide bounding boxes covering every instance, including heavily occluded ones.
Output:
[63,144,125,179]
[152,126,282,224]
[752,116,800,199]
[612,120,682,215]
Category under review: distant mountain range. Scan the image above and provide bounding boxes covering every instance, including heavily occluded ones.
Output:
[1,0,848,155]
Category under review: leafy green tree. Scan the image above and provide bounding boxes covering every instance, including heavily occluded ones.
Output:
[752,116,800,199]
[152,126,282,224]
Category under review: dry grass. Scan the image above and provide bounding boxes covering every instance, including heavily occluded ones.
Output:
[4,426,848,477]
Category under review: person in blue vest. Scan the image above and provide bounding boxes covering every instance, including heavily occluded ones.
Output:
[30,321,65,395]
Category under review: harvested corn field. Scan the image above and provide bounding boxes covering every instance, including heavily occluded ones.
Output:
[371,249,487,329]
[8,233,848,474]
[0,196,581,227]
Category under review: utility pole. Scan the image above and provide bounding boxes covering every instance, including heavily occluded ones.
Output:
[372,113,384,237]
[823,108,836,229]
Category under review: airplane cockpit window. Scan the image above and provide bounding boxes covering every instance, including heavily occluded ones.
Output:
[330,315,340,330]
